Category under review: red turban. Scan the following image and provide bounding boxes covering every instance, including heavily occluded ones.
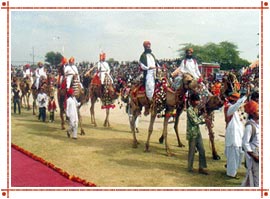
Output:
[67,88,74,96]
[61,57,68,66]
[69,57,75,63]
[143,41,151,47]
[25,64,30,68]
[244,100,259,115]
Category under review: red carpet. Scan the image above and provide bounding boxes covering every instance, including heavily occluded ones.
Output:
[11,145,95,187]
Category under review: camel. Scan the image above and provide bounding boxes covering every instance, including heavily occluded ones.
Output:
[19,77,31,110]
[129,70,224,159]
[57,72,89,135]
[89,73,119,127]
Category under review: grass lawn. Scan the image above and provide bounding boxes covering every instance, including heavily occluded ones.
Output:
[11,106,246,187]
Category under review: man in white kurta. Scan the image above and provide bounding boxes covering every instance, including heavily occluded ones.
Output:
[64,57,80,90]
[35,62,47,89]
[97,53,113,84]
[225,90,249,178]
[139,41,159,101]
[23,64,33,82]
[66,88,81,139]
[172,48,201,80]
[241,100,259,187]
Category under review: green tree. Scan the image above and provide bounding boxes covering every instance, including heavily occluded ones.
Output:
[178,41,250,70]
[45,51,63,66]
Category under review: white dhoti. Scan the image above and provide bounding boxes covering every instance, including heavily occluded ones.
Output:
[68,120,78,139]
[145,69,155,101]
[35,77,40,89]
[66,75,73,89]
[225,146,244,177]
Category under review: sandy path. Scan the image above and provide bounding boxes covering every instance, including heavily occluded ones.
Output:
[78,100,226,141]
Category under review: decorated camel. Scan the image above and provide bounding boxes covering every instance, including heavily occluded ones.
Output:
[57,65,89,135]
[129,66,225,159]
[19,77,31,110]
[88,72,119,127]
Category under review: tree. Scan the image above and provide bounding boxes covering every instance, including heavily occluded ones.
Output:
[178,41,250,70]
[45,51,63,66]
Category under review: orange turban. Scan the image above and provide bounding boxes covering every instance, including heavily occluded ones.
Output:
[99,53,106,61]
[228,92,240,101]
[186,48,194,53]
[143,41,151,47]
[61,57,68,66]
[69,57,75,63]
[37,62,43,66]
[244,100,259,115]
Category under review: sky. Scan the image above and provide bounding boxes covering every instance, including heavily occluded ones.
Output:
[11,10,259,65]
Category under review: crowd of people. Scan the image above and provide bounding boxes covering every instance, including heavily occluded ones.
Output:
[11,41,260,187]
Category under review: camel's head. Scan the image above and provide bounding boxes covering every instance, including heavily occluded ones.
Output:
[205,95,224,113]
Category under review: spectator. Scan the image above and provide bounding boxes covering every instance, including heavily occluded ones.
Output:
[37,87,48,122]
[186,93,208,175]
[241,100,259,186]
[12,84,21,114]
[224,87,250,179]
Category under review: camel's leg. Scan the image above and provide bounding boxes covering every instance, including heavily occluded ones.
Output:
[130,112,139,148]
[27,94,31,110]
[103,109,110,127]
[173,107,185,147]
[163,114,175,156]
[20,96,24,108]
[60,109,65,130]
[144,111,157,152]
[78,109,85,135]
[205,113,220,160]
[32,100,36,115]
[90,98,97,127]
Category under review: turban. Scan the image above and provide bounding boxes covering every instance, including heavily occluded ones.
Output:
[143,41,151,47]
[25,64,30,68]
[69,57,75,63]
[61,57,68,66]
[186,48,194,53]
[37,62,43,66]
[67,88,74,96]
[228,92,240,101]
[99,53,106,60]
[244,100,259,115]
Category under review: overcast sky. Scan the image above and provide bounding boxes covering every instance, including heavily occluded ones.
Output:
[11,10,259,64]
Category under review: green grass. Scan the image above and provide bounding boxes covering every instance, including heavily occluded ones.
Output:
[11,106,246,187]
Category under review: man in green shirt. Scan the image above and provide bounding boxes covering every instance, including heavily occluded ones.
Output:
[186,93,208,175]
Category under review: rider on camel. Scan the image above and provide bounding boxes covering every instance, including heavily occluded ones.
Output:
[97,52,113,85]
[139,41,160,115]
[57,57,68,89]
[64,56,82,90]
[23,64,33,81]
[34,62,47,90]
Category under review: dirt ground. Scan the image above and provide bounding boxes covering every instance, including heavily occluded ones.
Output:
[79,100,226,141]
[14,95,245,187]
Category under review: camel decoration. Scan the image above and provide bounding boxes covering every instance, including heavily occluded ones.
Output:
[88,72,119,127]
[57,68,89,135]
[129,66,224,159]
[19,77,31,110]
